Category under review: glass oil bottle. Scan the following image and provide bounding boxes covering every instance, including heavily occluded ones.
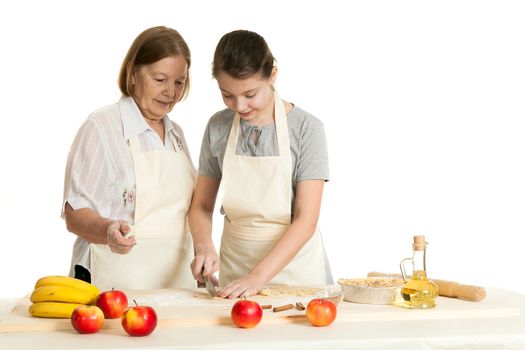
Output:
[399,235,439,309]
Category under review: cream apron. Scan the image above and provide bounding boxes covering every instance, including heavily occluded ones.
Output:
[90,132,196,291]
[219,94,327,287]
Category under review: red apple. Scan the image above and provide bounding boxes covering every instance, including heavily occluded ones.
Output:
[306,298,337,327]
[231,299,263,328]
[71,305,104,334]
[96,289,128,319]
[121,301,157,337]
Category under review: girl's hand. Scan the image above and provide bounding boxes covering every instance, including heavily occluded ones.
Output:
[216,273,266,299]
[191,244,219,283]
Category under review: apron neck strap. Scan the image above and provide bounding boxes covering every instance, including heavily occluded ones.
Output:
[225,92,290,157]
[274,94,290,157]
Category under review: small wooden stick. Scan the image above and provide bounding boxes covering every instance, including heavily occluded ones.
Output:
[273,304,294,312]
[261,304,272,310]
[295,302,305,311]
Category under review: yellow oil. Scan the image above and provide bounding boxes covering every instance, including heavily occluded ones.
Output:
[401,270,439,309]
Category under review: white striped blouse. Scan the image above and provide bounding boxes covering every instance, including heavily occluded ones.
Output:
[62,96,194,272]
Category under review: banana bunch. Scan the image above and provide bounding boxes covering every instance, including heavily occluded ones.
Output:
[28,276,100,318]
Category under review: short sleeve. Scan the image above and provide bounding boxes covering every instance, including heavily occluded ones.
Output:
[295,116,330,182]
[61,118,115,218]
[198,120,222,179]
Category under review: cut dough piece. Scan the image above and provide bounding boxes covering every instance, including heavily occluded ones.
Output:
[259,285,323,296]
[193,292,223,300]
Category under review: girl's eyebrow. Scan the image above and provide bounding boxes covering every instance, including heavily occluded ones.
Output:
[220,87,259,95]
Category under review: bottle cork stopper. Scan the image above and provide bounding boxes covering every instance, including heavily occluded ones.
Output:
[413,235,427,251]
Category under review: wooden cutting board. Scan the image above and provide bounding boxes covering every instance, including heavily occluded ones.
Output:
[0,288,520,333]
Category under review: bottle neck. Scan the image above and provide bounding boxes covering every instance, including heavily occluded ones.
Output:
[412,250,427,273]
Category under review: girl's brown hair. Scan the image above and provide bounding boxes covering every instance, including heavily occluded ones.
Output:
[212,30,275,79]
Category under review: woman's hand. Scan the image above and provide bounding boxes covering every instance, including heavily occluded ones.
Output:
[190,244,219,284]
[216,273,266,299]
[106,220,136,254]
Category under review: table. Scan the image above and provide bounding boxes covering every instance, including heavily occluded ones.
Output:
[1,287,524,349]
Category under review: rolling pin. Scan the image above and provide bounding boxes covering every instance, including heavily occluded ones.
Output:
[367,271,486,301]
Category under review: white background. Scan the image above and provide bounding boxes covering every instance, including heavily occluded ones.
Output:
[0,0,524,297]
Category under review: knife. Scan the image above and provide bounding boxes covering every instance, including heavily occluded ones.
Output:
[204,276,217,297]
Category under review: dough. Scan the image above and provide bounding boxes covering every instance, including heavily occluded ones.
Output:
[259,285,323,296]
[193,291,223,300]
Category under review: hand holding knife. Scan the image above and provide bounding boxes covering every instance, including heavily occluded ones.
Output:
[202,262,218,297]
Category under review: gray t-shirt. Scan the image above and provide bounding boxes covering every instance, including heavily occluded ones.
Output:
[198,105,329,207]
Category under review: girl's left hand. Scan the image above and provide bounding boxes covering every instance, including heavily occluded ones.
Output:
[216,273,265,299]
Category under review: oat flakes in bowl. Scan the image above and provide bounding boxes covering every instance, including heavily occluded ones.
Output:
[338,277,403,305]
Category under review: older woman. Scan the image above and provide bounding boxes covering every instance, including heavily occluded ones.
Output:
[62,26,196,290]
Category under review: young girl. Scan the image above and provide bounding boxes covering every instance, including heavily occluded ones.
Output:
[189,30,332,298]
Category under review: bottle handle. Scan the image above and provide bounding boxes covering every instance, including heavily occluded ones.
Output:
[399,258,412,282]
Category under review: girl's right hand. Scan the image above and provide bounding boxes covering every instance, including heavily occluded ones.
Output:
[191,244,219,283]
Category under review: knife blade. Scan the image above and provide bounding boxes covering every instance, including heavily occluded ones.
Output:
[204,276,217,297]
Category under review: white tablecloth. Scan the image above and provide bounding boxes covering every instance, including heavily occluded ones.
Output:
[1,288,524,349]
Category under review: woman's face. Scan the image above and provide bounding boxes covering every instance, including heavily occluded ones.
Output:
[215,69,277,125]
[132,55,188,123]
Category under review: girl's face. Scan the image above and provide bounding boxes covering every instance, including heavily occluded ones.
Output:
[132,55,188,124]
[215,69,277,125]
